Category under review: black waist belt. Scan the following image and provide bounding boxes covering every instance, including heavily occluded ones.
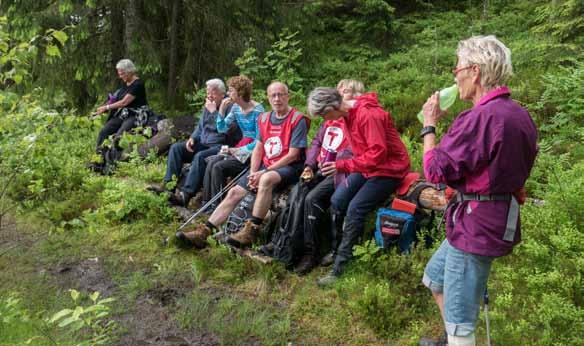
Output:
[455,192,518,242]
[456,193,512,202]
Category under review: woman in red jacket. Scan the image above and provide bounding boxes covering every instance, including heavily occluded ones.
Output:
[307,87,410,286]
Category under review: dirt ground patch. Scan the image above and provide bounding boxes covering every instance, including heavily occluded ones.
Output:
[52,257,220,345]
[54,258,116,296]
[117,288,220,346]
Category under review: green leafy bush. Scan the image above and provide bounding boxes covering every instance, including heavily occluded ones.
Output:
[49,289,118,346]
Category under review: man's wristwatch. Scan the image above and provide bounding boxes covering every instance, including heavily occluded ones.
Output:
[420,126,436,138]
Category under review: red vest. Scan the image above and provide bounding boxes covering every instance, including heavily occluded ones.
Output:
[259,108,305,167]
[317,119,350,163]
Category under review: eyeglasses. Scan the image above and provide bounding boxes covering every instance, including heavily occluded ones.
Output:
[452,65,474,76]
[268,92,288,99]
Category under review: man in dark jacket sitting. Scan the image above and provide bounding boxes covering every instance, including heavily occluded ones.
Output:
[150,78,233,207]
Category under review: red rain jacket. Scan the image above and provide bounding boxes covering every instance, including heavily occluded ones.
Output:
[336,93,410,179]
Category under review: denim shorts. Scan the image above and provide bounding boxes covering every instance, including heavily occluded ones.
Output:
[422,239,494,336]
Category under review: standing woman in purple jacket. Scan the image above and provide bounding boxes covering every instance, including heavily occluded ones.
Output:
[418,36,538,346]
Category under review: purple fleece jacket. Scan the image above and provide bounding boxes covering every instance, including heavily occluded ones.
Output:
[423,86,538,257]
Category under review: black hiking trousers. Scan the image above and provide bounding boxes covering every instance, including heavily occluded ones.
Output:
[96,115,137,149]
[202,155,247,205]
[330,173,400,275]
[303,175,335,257]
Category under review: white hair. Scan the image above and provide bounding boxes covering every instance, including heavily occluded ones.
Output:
[206,78,226,93]
[457,35,513,90]
[307,87,343,117]
[115,59,137,74]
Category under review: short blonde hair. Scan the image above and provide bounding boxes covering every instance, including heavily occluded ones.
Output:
[456,35,513,90]
[336,79,365,96]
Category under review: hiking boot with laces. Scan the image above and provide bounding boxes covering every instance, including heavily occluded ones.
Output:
[175,223,212,249]
[419,331,448,346]
[169,190,193,207]
[226,220,261,248]
[212,230,228,243]
[147,182,169,194]
[258,242,275,257]
[317,269,340,287]
[294,255,317,276]
[320,252,335,267]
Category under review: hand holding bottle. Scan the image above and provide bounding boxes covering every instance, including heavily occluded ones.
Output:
[422,92,447,127]
[417,84,458,124]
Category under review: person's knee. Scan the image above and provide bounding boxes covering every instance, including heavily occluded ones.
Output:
[330,194,347,214]
[258,172,279,191]
[169,142,183,156]
[212,164,225,176]
[193,152,207,165]
[226,186,246,201]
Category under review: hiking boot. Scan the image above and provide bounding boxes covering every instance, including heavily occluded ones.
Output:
[191,192,204,208]
[212,230,228,243]
[169,190,193,207]
[226,220,261,248]
[175,223,212,249]
[294,255,317,276]
[258,242,275,257]
[419,332,448,346]
[147,182,169,194]
[317,270,340,287]
[320,252,335,267]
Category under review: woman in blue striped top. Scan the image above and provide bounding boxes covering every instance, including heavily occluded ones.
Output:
[201,76,265,211]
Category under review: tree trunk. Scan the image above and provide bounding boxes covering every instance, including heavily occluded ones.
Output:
[167,0,181,110]
[110,0,125,63]
[403,182,448,211]
[124,0,138,56]
[418,187,448,211]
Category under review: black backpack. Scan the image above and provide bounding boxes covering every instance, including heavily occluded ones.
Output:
[269,180,314,266]
[223,192,256,235]
[88,145,124,175]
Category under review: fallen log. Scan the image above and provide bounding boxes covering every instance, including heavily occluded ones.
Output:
[400,181,448,211]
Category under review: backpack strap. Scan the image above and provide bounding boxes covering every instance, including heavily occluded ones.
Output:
[291,110,302,124]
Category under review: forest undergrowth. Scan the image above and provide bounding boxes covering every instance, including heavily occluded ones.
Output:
[1,1,583,345]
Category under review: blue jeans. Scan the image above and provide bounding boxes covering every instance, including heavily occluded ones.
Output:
[330,173,399,273]
[422,239,494,336]
[164,141,221,194]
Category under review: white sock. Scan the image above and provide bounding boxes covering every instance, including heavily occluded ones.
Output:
[447,333,476,346]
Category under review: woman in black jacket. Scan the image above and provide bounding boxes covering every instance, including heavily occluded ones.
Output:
[94,59,149,150]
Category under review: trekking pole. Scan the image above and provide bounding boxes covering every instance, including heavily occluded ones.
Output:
[484,287,492,346]
[175,167,249,233]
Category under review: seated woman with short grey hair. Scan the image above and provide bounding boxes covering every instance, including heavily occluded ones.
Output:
[306,84,411,287]
[94,58,149,150]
